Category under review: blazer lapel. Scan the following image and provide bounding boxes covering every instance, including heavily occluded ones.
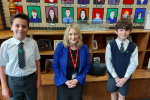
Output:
[79,47,84,74]
[62,47,68,76]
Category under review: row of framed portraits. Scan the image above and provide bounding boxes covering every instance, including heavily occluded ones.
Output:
[16,6,146,23]
[8,0,148,5]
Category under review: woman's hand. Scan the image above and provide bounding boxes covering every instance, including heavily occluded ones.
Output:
[65,80,76,88]
[70,79,78,86]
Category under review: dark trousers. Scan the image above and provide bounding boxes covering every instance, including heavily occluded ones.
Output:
[7,73,37,100]
[57,83,83,100]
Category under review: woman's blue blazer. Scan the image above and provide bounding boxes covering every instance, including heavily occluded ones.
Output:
[52,43,91,86]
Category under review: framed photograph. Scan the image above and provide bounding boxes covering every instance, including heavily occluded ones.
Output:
[8,0,21,1]
[106,8,118,23]
[93,56,101,63]
[92,8,104,24]
[62,0,74,4]
[45,0,57,3]
[93,40,98,50]
[123,0,134,4]
[137,0,148,4]
[36,39,52,51]
[93,0,105,4]
[106,36,114,45]
[121,8,132,19]
[78,0,89,4]
[16,6,23,14]
[144,11,150,30]
[26,0,40,2]
[62,7,74,23]
[27,6,42,23]
[108,0,120,4]
[77,8,89,23]
[147,58,150,69]
[54,40,63,50]
[127,36,132,42]
[134,8,146,23]
[46,7,58,23]
[45,59,53,73]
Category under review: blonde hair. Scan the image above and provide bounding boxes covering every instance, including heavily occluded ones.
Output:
[124,11,129,15]
[63,24,83,48]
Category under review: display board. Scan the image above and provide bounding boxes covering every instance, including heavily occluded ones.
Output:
[0,0,150,29]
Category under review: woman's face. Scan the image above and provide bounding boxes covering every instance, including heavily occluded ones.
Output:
[138,13,142,18]
[68,28,79,45]
[31,11,37,18]
[81,11,85,19]
[49,10,54,17]
[96,13,100,18]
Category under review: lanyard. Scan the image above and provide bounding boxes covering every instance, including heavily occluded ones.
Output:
[69,46,79,70]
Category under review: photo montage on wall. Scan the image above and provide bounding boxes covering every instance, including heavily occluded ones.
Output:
[92,8,104,23]
[134,8,146,23]
[62,0,74,4]
[121,8,132,19]
[77,8,89,23]
[93,0,105,4]
[27,6,42,23]
[46,7,58,23]
[106,8,118,23]
[108,0,120,4]
[62,7,74,23]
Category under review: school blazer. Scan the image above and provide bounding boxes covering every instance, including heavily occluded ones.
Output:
[52,43,91,86]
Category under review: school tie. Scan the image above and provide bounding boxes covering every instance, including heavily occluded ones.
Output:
[120,43,124,53]
[68,19,69,23]
[18,42,25,69]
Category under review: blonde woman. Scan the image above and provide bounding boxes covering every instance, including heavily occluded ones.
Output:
[52,24,91,100]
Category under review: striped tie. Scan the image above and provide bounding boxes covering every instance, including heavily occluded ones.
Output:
[120,43,124,53]
[18,42,25,69]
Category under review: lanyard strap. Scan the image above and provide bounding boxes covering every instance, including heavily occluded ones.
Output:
[69,46,79,70]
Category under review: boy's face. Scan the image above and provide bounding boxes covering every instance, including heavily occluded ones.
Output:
[115,29,130,42]
[10,18,28,41]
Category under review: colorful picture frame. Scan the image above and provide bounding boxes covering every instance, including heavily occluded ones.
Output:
[45,59,53,73]
[144,11,150,30]
[106,8,118,23]
[137,0,148,4]
[108,0,120,4]
[27,6,42,23]
[77,8,89,23]
[45,7,58,23]
[121,8,132,19]
[54,40,63,50]
[78,0,89,4]
[92,8,104,24]
[16,6,23,14]
[45,0,57,3]
[62,7,74,23]
[36,39,52,51]
[62,0,74,3]
[123,0,134,4]
[134,8,146,23]
[8,0,21,1]
[93,0,105,4]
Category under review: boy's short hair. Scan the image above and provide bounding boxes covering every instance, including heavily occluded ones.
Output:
[115,18,132,31]
[10,13,29,27]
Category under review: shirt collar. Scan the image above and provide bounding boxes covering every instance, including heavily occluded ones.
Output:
[116,38,129,46]
[13,36,27,45]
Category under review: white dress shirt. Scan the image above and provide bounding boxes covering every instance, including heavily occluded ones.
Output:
[105,38,138,79]
[0,36,41,77]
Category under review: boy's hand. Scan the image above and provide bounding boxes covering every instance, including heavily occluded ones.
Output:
[115,76,120,84]
[36,78,42,88]
[116,77,128,87]
[2,86,11,98]
[65,80,76,88]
